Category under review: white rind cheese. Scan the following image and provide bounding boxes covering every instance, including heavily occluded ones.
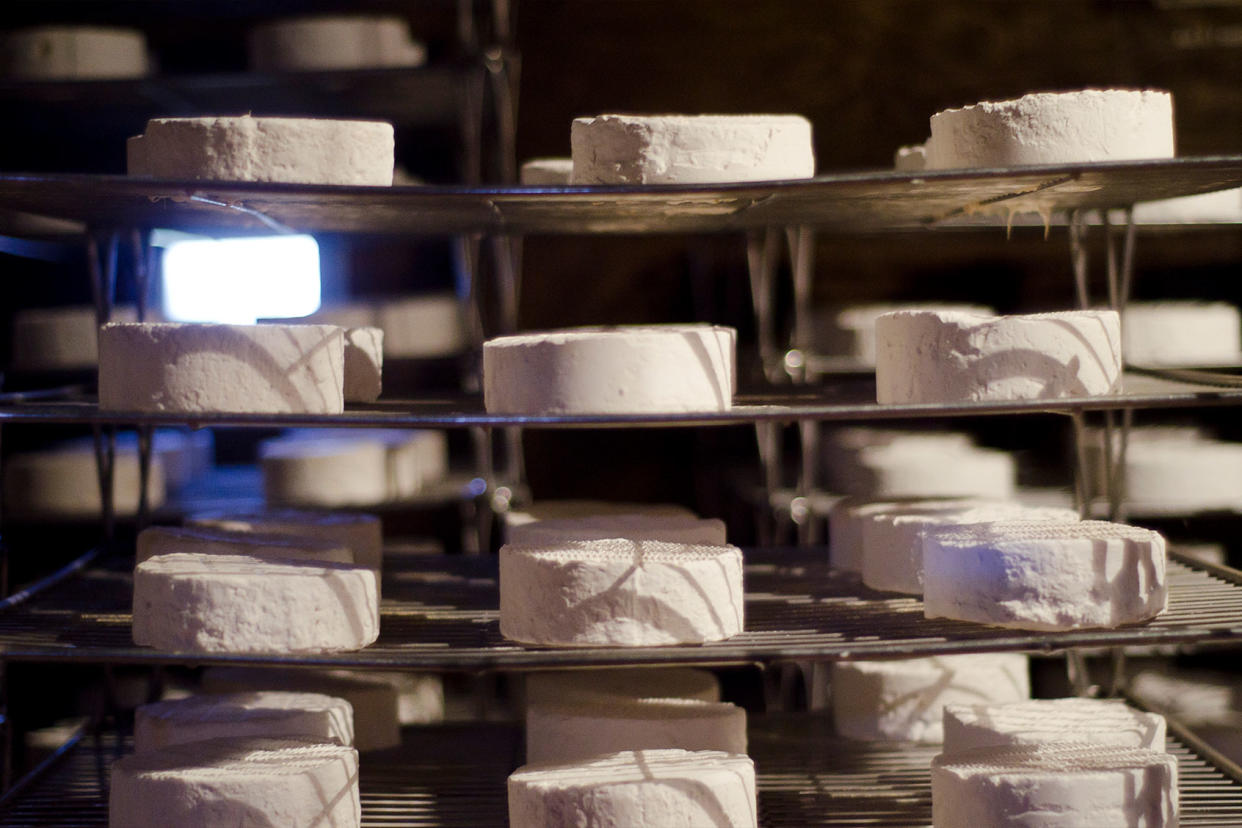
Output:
[875,309,1122,404]
[3,442,165,519]
[1,26,148,80]
[248,15,426,72]
[923,520,1167,630]
[525,668,721,709]
[509,515,727,547]
[500,540,744,646]
[99,322,345,414]
[1123,301,1241,366]
[814,303,992,367]
[188,509,382,570]
[571,114,814,184]
[260,436,389,507]
[484,325,736,414]
[127,115,395,186]
[832,654,1030,743]
[132,553,379,654]
[894,144,927,171]
[942,698,1166,755]
[508,749,757,828]
[11,305,137,371]
[1087,426,1242,514]
[266,294,467,358]
[527,697,746,763]
[932,743,1178,827]
[134,691,355,752]
[342,326,383,402]
[109,737,361,828]
[924,89,1175,170]
[137,525,353,566]
[521,158,574,185]
[829,497,977,574]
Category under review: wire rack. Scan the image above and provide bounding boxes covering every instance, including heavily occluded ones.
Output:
[2,715,1240,826]
[0,549,1239,670]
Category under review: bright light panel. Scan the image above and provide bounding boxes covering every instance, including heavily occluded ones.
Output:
[161,235,321,324]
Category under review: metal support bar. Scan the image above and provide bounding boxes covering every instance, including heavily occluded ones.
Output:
[130,229,152,322]
[746,228,783,384]
[136,425,153,533]
[784,225,815,384]
[470,427,494,555]
[90,425,117,542]
[86,229,119,327]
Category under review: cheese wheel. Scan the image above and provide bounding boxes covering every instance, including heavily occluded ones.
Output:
[343,326,383,402]
[875,309,1122,404]
[520,158,573,185]
[923,520,1167,630]
[1087,427,1242,514]
[508,515,727,547]
[132,553,379,654]
[136,525,353,566]
[942,698,1166,755]
[187,509,382,570]
[248,15,426,72]
[134,692,354,752]
[1,26,148,80]
[109,737,360,828]
[509,749,757,828]
[260,436,389,507]
[525,668,721,709]
[570,114,814,184]
[11,305,136,371]
[828,497,976,574]
[1122,301,1241,366]
[814,304,992,367]
[3,442,165,519]
[99,322,345,414]
[824,428,1015,500]
[500,540,744,646]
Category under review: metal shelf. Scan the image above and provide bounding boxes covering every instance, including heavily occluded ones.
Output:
[0,549,1237,670]
[1,715,1239,826]
[0,157,1241,236]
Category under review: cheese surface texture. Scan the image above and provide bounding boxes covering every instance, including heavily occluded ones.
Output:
[571,114,814,184]
[923,520,1167,630]
[136,525,353,566]
[875,309,1122,404]
[248,15,426,71]
[128,115,394,185]
[942,698,1167,755]
[924,89,1175,169]
[1122,301,1241,366]
[132,553,379,654]
[500,540,744,646]
[99,322,344,414]
[508,749,757,828]
[188,509,382,570]
[1,26,148,79]
[109,737,361,828]
[134,691,354,752]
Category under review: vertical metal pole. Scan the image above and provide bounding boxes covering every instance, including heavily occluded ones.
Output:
[131,229,152,322]
[1070,412,1092,520]
[746,229,783,385]
[92,426,117,542]
[137,425,154,532]
[1068,210,1090,310]
[470,427,494,555]
[754,422,781,546]
[785,225,815,383]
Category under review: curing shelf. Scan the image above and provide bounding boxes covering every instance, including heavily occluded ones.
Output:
[2,371,1242,429]
[0,157,1241,236]
[0,548,1239,670]
[1,714,1239,826]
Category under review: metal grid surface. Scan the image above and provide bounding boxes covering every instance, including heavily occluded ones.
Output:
[2,717,1241,826]
[0,550,1240,670]
[0,157,1241,236]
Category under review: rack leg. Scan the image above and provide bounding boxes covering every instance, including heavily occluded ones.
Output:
[1068,209,1090,309]
[746,228,783,384]
[91,426,117,542]
[754,423,782,546]
[484,47,520,183]
[136,425,154,533]
[470,427,494,555]
[87,229,120,326]
[1065,649,1097,698]
[129,229,153,322]
[784,225,815,383]
[796,420,821,546]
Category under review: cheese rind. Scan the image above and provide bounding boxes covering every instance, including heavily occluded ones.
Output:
[128,115,394,186]
[187,509,382,570]
[109,737,361,828]
[1,26,148,80]
[923,520,1167,630]
[875,309,1122,404]
[508,749,757,828]
[931,743,1178,827]
[1122,301,1241,366]
[343,326,383,402]
[942,698,1166,755]
[527,697,746,763]
[525,668,721,709]
[99,322,345,414]
[833,654,1030,743]
[924,89,1175,170]
[134,692,354,752]
[137,525,353,566]
[248,15,426,72]
[500,540,744,646]
[132,553,379,654]
[571,114,814,184]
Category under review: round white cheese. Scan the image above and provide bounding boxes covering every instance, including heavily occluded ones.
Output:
[109,737,360,828]
[1122,301,1241,366]
[832,654,1030,743]
[520,157,574,185]
[508,748,757,828]
[923,520,1168,630]
[134,691,354,752]
[932,743,1178,827]
[1088,427,1242,514]
[1,26,148,80]
[509,515,727,547]
[824,428,1016,500]
[3,441,165,519]
[98,322,345,414]
[829,497,976,574]
[127,115,394,186]
[342,326,383,402]
[875,309,1122,404]
[260,436,389,507]
[187,509,382,570]
[132,553,379,654]
[137,525,353,566]
[248,15,426,72]
[527,697,746,763]
[11,305,135,371]
[525,668,721,709]
[924,89,1175,170]
[484,325,735,414]
[814,303,992,367]
[570,114,815,184]
[500,540,744,646]
[942,698,1166,755]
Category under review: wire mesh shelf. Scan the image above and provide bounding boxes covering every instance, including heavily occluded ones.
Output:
[0,549,1239,670]
[1,715,1240,826]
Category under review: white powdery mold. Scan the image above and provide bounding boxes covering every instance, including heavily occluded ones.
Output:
[499,539,744,646]
[136,525,353,566]
[187,509,383,571]
[520,157,574,185]
[1122,301,1242,366]
[525,668,721,709]
[109,737,361,828]
[132,553,379,654]
[814,303,992,367]
[248,15,426,72]
[932,743,1178,827]
[828,497,978,575]
[342,326,383,402]
[923,520,1167,630]
[127,115,394,185]
[0,26,148,80]
[923,88,1175,170]
[832,654,1030,744]
[134,691,355,753]
[508,515,727,547]
[874,309,1122,404]
[484,325,736,414]
[860,501,1080,595]
[98,322,345,414]
[942,698,1166,755]
[570,113,814,185]
[508,748,757,828]
[526,697,747,763]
